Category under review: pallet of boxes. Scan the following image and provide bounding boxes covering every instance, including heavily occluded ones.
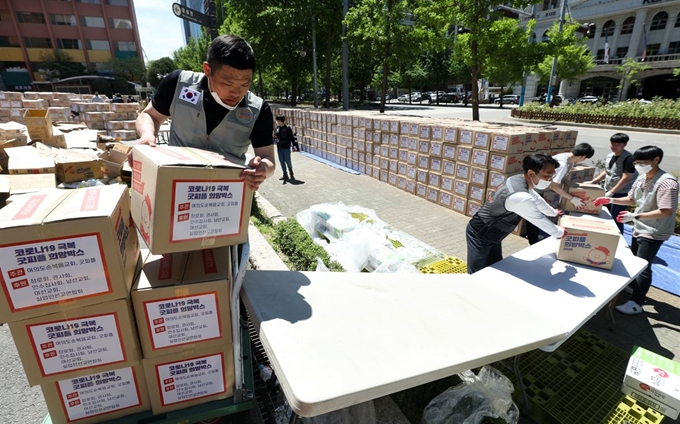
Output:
[0,143,254,423]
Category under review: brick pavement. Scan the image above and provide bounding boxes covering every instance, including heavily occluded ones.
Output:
[257,149,680,372]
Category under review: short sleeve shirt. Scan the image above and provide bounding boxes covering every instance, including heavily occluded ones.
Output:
[152,70,273,149]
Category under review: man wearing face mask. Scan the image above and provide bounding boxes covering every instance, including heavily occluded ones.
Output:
[466,153,566,274]
[594,146,678,315]
[588,133,637,233]
[135,35,275,191]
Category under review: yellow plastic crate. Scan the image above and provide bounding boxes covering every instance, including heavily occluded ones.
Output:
[419,256,467,274]
[605,396,664,424]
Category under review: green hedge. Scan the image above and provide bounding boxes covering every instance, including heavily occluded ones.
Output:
[273,219,344,272]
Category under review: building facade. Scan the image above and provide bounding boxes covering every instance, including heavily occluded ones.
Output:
[524,0,680,100]
[179,0,203,45]
[0,0,143,90]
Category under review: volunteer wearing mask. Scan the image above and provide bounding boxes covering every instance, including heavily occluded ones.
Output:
[588,133,637,233]
[594,146,678,315]
[466,153,567,274]
[135,35,275,191]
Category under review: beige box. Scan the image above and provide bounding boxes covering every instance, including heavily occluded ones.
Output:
[131,247,232,358]
[406,151,417,166]
[415,183,427,198]
[473,130,492,150]
[380,157,389,170]
[388,172,398,186]
[622,346,680,420]
[397,162,408,176]
[523,132,539,153]
[556,215,620,270]
[419,125,431,140]
[41,364,151,424]
[440,176,454,193]
[8,174,56,195]
[47,127,68,149]
[98,149,128,178]
[416,169,429,184]
[428,172,442,188]
[143,344,234,414]
[458,128,473,145]
[542,189,562,209]
[471,149,490,168]
[379,169,389,183]
[54,149,103,183]
[431,125,444,141]
[429,141,443,157]
[389,147,398,160]
[389,160,398,173]
[453,179,470,197]
[131,145,253,255]
[452,196,467,214]
[466,200,483,217]
[397,176,407,191]
[456,146,472,164]
[442,160,456,176]
[442,143,456,160]
[439,191,453,208]
[405,180,416,194]
[489,153,523,174]
[491,132,524,154]
[429,157,443,173]
[0,175,9,205]
[8,156,55,175]
[455,163,471,182]
[418,140,430,155]
[470,166,488,186]
[561,182,605,214]
[417,154,429,170]
[444,127,457,143]
[535,130,553,150]
[409,123,419,137]
[488,171,508,189]
[565,165,596,185]
[398,149,408,163]
[9,298,141,386]
[469,184,487,203]
[426,186,439,203]
[24,109,53,141]
[0,186,139,322]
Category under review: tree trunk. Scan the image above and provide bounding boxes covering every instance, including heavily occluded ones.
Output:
[499,84,504,108]
[470,38,480,121]
[324,23,334,108]
[291,79,298,107]
[258,69,264,98]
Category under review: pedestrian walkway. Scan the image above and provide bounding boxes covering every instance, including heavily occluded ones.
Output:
[257,150,680,371]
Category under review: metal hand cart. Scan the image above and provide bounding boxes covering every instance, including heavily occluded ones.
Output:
[42,242,255,424]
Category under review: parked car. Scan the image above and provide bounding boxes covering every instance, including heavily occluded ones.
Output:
[397,94,410,102]
[375,94,391,101]
[494,95,519,105]
[410,92,422,102]
[438,93,459,103]
[576,96,599,103]
[538,94,562,104]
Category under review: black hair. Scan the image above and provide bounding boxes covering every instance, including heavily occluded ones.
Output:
[206,35,256,71]
[276,116,285,122]
[610,133,629,144]
[633,145,664,164]
[572,142,595,159]
[523,153,560,175]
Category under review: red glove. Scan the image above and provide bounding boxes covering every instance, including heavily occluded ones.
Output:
[594,197,613,207]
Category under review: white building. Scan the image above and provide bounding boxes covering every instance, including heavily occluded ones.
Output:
[524,0,680,100]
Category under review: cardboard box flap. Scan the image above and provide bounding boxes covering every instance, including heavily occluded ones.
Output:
[134,252,189,290]
[0,189,69,228]
[183,247,232,285]
[8,174,57,194]
[5,145,43,159]
[0,122,26,133]
[559,215,620,236]
[134,145,245,169]
[45,185,128,223]
[9,156,55,171]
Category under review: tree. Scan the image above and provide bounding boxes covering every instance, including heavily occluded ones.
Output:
[400,60,427,103]
[173,36,210,73]
[147,57,176,87]
[424,49,450,104]
[616,58,650,101]
[39,50,86,79]
[105,57,146,83]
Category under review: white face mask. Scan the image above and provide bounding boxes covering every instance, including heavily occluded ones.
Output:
[635,163,653,175]
[532,174,552,190]
[208,76,239,111]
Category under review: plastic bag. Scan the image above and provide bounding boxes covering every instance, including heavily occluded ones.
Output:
[315,257,330,272]
[301,400,376,424]
[421,366,519,424]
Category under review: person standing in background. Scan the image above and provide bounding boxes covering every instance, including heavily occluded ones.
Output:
[275,115,295,182]
[588,133,637,233]
[594,146,678,314]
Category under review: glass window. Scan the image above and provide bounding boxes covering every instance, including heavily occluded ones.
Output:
[16,11,46,24]
[542,30,550,43]
[50,14,76,26]
[106,0,128,5]
[109,18,132,28]
[596,49,604,60]
[115,41,136,51]
[615,47,628,58]
[87,40,110,50]
[601,20,615,37]
[621,17,635,35]
[24,37,52,48]
[81,16,105,27]
[676,15,680,28]
[57,38,82,49]
[0,36,20,47]
[0,10,12,22]
[668,41,680,54]
[542,0,557,10]
[646,43,660,56]
[650,12,668,31]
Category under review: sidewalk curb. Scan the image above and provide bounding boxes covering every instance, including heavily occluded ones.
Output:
[509,116,680,135]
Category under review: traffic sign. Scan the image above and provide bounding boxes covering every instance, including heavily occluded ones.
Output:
[171,2,212,28]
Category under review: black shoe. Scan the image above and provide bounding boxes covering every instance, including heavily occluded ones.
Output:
[290,174,295,180]
[279,175,289,181]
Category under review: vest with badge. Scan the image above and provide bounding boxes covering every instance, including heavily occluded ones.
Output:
[168,70,263,165]
[632,171,678,239]
[604,150,636,193]
[475,174,529,235]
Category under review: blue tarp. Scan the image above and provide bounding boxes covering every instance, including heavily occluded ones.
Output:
[623,224,680,297]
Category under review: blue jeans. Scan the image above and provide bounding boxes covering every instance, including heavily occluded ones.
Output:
[278,147,293,177]
[630,236,664,305]
[606,192,629,234]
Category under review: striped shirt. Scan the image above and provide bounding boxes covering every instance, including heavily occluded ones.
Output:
[628,175,679,240]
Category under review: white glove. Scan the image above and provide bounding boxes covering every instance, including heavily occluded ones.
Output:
[617,211,636,223]
[569,197,585,209]
[605,191,614,197]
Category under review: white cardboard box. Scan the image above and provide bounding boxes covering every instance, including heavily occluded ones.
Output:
[622,346,680,419]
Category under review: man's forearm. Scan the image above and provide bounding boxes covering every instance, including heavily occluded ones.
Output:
[261,156,276,178]
[609,174,632,194]
[136,112,160,138]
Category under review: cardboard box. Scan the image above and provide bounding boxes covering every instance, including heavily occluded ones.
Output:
[0,185,140,323]
[469,184,487,203]
[470,166,488,186]
[131,247,232,358]
[416,183,427,198]
[428,172,441,188]
[491,132,524,154]
[131,146,253,255]
[488,171,508,190]
[556,215,620,270]
[452,196,467,214]
[458,128,473,145]
[47,127,68,149]
[0,137,28,169]
[439,192,453,208]
[489,153,523,174]
[9,298,141,386]
[45,148,103,183]
[622,346,680,419]
[442,160,456,176]
[397,176,407,191]
[471,149,490,168]
[143,344,234,414]
[8,174,56,195]
[379,169,389,183]
[405,180,416,194]
[418,140,430,155]
[417,154,429,170]
[542,189,561,209]
[426,186,439,203]
[429,141,443,157]
[561,182,605,214]
[98,149,128,178]
[429,157,443,173]
[8,156,55,175]
[565,165,597,185]
[444,127,457,143]
[473,130,492,150]
[456,146,472,164]
[442,143,456,160]
[453,179,470,197]
[0,175,9,205]
[466,200,483,217]
[24,109,53,141]
[440,176,454,193]
[416,169,429,184]
[41,365,151,424]
[455,163,471,182]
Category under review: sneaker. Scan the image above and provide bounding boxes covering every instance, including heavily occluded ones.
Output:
[616,300,643,315]
[279,175,289,181]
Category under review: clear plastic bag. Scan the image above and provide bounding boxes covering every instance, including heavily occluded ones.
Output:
[421,366,519,424]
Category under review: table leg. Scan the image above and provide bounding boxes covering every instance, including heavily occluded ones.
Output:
[607,295,618,331]
[514,355,531,413]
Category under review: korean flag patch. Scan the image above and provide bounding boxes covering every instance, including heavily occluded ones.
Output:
[179,86,201,105]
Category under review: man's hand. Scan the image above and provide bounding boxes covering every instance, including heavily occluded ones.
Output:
[617,211,635,223]
[555,209,564,216]
[127,135,157,164]
[241,156,268,191]
[569,197,585,209]
[594,197,613,206]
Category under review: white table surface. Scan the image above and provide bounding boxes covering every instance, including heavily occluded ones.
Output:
[242,271,567,417]
[472,212,648,352]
